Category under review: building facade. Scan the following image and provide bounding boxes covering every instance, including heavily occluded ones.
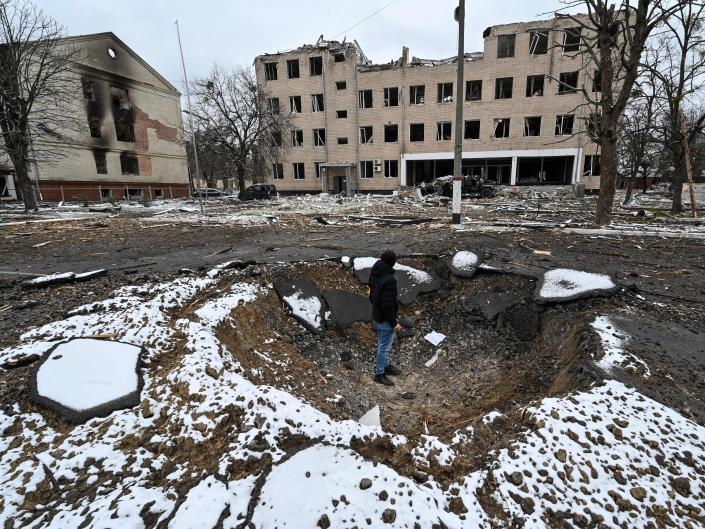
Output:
[254,16,601,194]
[1,33,190,202]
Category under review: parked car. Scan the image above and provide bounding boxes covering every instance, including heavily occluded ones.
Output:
[238,184,278,201]
[192,188,225,198]
[418,175,496,198]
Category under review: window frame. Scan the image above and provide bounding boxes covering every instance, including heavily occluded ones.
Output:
[555,114,575,136]
[526,75,544,97]
[313,128,326,147]
[465,80,482,101]
[289,95,302,114]
[286,59,300,79]
[558,71,579,94]
[384,160,398,178]
[293,162,305,180]
[335,81,347,90]
[528,30,549,55]
[437,82,454,103]
[493,118,510,138]
[311,93,324,113]
[497,34,516,58]
[523,116,542,137]
[495,77,513,99]
[272,163,284,180]
[410,85,425,105]
[409,123,424,142]
[383,87,399,107]
[359,126,373,144]
[264,62,278,81]
[464,120,480,140]
[292,129,304,147]
[384,124,399,143]
[309,56,323,76]
[336,110,348,119]
[358,89,373,109]
[563,27,582,53]
[360,160,374,179]
[436,121,452,141]
[267,97,280,114]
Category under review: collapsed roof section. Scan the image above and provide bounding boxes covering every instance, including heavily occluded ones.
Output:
[255,36,371,66]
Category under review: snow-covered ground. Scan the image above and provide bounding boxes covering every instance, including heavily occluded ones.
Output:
[536,268,617,302]
[1,266,703,528]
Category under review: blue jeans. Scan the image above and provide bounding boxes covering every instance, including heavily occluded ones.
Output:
[374,321,396,375]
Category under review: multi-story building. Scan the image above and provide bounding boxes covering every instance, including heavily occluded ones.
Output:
[1,32,190,202]
[254,15,602,194]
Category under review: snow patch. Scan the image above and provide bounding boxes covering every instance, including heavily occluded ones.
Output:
[537,268,616,301]
[282,291,323,331]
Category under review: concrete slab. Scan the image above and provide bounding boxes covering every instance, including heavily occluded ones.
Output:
[274,279,326,333]
[321,290,371,330]
[352,258,442,305]
[467,292,522,321]
[535,268,618,303]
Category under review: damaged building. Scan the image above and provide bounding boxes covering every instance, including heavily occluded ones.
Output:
[0,33,190,202]
[254,16,601,194]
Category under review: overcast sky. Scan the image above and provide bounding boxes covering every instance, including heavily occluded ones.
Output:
[35,0,582,90]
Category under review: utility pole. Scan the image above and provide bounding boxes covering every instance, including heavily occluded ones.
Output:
[452,0,465,225]
[175,20,203,215]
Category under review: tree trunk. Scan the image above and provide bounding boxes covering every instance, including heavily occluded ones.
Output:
[671,164,684,214]
[624,177,634,205]
[595,131,618,226]
[236,169,245,194]
[642,170,648,194]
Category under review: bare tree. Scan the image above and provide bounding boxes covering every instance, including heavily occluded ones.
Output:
[0,0,78,210]
[190,65,291,194]
[642,1,705,213]
[185,127,239,189]
[618,77,658,204]
[557,0,685,225]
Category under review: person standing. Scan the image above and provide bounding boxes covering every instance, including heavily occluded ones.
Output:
[369,250,403,386]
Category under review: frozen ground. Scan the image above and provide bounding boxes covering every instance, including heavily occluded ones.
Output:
[1,258,703,529]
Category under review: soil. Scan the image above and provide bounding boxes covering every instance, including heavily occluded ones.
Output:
[1,206,704,512]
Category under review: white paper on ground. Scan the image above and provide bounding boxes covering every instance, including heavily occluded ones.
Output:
[424,351,440,368]
[358,405,380,427]
[424,331,446,346]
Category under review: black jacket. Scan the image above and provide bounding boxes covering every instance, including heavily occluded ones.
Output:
[369,260,398,326]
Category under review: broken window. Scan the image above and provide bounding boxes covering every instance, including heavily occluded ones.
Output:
[334,53,345,62]
[273,163,284,180]
[466,80,482,101]
[384,124,398,143]
[336,81,347,90]
[336,110,347,119]
[100,188,112,200]
[586,111,601,138]
[287,59,300,79]
[436,122,451,141]
[293,162,305,180]
[497,34,516,58]
[267,97,280,114]
[292,129,303,147]
[529,30,549,55]
[464,120,480,140]
[359,126,373,144]
[125,188,143,199]
[81,78,95,100]
[314,162,322,178]
[88,117,101,138]
[309,56,323,76]
[264,62,278,81]
[358,89,373,109]
[410,85,425,105]
[584,155,601,176]
[120,153,139,176]
[555,114,574,135]
[311,93,324,112]
[94,151,107,174]
[337,137,348,145]
[409,123,424,142]
[384,87,399,107]
[289,95,302,113]
[313,128,326,147]
[526,75,544,97]
[437,82,454,103]
[493,118,510,138]
[360,161,374,179]
[524,116,542,136]
[495,77,513,99]
[563,27,582,52]
[558,71,579,94]
[384,160,398,178]
[110,86,135,142]
[592,70,602,92]
[272,131,282,147]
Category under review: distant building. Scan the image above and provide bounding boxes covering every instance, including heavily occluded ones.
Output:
[0,33,190,202]
[254,16,601,194]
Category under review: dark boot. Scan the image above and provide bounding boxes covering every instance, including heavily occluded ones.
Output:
[385,364,402,376]
[374,374,395,386]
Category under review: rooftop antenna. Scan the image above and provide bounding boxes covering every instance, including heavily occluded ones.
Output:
[175,19,203,215]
